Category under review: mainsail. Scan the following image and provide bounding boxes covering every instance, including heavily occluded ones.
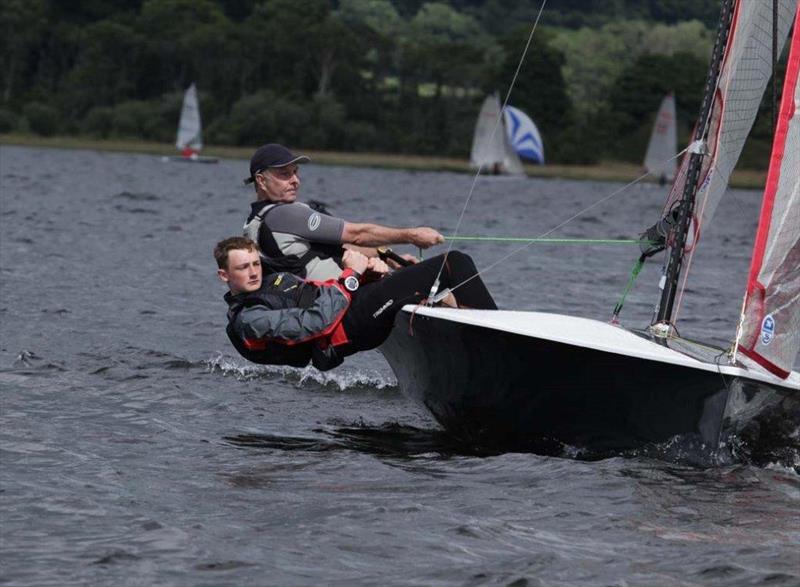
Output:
[738,7,800,379]
[643,93,677,181]
[470,94,524,175]
[653,0,796,325]
[176,83,203,155]
[504,105,545,164]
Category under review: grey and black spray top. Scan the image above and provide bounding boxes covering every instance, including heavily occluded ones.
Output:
[243,201,346,280]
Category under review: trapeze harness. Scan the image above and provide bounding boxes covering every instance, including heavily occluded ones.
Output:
[243,202,344,278]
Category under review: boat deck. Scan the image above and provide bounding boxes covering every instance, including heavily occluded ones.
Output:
[398,306,800,390]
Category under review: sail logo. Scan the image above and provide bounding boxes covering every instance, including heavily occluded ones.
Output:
[760,314,775,346]
[308,212,321,232]
[698,169,713,194]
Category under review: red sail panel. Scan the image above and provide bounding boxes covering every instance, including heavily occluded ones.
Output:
[739,7,800,378]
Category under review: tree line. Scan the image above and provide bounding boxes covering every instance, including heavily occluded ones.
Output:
[0,0,777,167]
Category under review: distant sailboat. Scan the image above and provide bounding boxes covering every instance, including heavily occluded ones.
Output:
[504,105,545,164]
[470,94,524,175]
[643,93,677,184]
[168,83,218,164]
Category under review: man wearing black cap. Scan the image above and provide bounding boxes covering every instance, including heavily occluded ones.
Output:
[242,143,445,281]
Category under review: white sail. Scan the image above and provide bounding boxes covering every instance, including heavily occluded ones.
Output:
[504,105,545,164]
[665,1,795,244]
[470,94,524,175]
[643,93,677,181]
[175,83,203,153]
[738,7,800,379]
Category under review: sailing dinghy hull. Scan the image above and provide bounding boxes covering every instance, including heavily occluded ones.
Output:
[380,307,799,453]
[163,155,219,164]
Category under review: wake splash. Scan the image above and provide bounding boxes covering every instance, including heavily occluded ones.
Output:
[612,430,800,472]
[205,353,398,392]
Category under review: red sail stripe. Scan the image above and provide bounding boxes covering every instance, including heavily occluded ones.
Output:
[739,5,800,378]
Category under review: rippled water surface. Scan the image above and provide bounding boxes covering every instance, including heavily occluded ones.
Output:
[1,145,798,586]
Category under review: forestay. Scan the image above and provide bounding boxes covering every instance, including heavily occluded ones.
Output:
[738,8,800,379]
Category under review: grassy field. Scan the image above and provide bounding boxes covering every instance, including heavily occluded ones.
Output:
[0,133,767,189]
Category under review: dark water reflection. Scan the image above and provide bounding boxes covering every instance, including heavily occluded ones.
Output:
[1,146,798,586]
[226,425,482,457]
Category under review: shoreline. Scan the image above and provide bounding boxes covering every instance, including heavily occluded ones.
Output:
[0,133,767,189]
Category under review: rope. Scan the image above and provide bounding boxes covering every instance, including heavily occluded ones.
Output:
[427,0,549,303]
[420,0,693,310]
[446,236,648,245]
[611,255,646,324]
[441,157,686,299]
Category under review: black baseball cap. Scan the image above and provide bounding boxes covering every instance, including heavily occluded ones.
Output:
[244,143,310,184]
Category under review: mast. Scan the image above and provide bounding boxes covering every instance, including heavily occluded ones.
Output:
[772,0,778,132]
[653,0,736,328]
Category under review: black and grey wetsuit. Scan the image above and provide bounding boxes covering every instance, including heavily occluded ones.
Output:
[243,201,346,280]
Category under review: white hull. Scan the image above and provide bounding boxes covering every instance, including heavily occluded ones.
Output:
[398,307,798,389]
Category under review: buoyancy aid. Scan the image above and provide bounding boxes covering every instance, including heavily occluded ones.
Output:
[224,273,351,371]
[243,202,344,278]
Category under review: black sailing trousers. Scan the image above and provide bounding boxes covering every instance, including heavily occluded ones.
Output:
[340,251,497,352]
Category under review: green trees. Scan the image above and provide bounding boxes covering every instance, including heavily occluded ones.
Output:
[67,20,144,115]
[603,52,707,161]
[2,0,758,167]
[1,0,47,105]
[551,20,711,118]
[550,19,713,163]
[494,28,570,159]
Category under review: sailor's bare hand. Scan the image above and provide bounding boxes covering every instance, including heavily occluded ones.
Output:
[342,249,369,275]
[409,227,444,248]
[366,257,390,277]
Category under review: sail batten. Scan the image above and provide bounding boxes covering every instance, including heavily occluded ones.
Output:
[738,6,800,378]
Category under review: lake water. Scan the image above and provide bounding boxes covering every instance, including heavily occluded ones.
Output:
[1,145,798,586]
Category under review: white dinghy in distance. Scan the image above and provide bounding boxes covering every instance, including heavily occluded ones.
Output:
[167,83,218,164]
[643,93,678,184]
[470,93,524,176]
[381,0,800,456]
